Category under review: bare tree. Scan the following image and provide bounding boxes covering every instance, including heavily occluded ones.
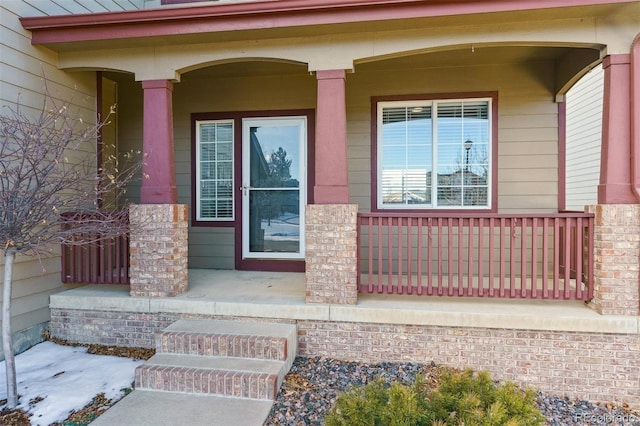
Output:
[0,93,143,408]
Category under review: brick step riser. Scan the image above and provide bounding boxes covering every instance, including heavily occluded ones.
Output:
[157,332,288,360]
[135,365,279,400]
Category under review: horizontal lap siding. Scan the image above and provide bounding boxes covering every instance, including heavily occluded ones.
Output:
[348,60,559,213]
[565,66,603,211]
[1,1,138,353]
[0,255,64,335]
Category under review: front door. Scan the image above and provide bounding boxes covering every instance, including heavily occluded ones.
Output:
[241,117,306,260]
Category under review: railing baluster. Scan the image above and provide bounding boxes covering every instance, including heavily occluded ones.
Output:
[61,219,70,283]
[521,217,527,298]
[467,217,474,297]
[397,217,403,294]
[355,212,594,301]
[358,217,370,293]
[77,241,85,282]
[123,233,130,283]
[478,217,484,297]
[564,218,572,299]
[458,217,464,296]
[553,218,560,299]
[101,238,108,284]
[376,218,384,293]
[542,218,549,298]
[531,218,538,298]
[447,218,454,296]
[417,217,423,295]
[488,217,495,297]
[575,217,583,299]
[69,234,77,283]
[510,218,516,298]
[499,218,506,297]
[437,217,443,296]
[407,217,412,294]
[427,218,433,296]
[387,217,393,292]
[587,216,595,300]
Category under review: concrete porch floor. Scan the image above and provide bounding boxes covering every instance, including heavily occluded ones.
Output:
[50,269,639,334]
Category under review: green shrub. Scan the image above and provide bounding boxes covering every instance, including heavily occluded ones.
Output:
[325,368,545,426]
[325,377,428,426]
[423,369,545,426]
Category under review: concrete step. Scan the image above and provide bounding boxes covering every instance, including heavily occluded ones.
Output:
[135,353,285,400]
[156,319,297,363]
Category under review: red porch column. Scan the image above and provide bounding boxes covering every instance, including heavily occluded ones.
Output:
[632,33,640,201]
[597,54,635,204]
[141,79,178,204]
[314,69,349,203]
[129,79,188,298]
[588,53,640,316]
[305,69,358,305]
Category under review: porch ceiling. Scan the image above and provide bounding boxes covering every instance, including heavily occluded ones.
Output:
[355,46,588,70]
[355,45,602,94]
[103,45,600,96]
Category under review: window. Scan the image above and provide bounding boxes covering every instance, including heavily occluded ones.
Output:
[195,119,234,221]
[376,96,493,210]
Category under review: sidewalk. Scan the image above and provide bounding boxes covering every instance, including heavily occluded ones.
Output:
[91,390,273,426]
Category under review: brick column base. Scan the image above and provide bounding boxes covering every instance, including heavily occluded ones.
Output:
[129,204,188,297]
[586,204,640,315]
[305,204,358,304]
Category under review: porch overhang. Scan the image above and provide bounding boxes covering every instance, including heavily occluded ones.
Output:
[20,0,639,52]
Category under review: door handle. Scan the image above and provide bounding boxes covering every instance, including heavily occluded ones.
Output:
[239,185,249,196]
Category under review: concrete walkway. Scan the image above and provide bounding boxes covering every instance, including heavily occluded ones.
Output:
[91,391,273,426]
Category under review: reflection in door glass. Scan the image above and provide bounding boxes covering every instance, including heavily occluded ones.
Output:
[249,191,300,253]
[247,124,301,254]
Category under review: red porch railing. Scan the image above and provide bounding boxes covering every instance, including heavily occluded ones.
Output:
[357,212,594,300]
[60,213,130,284]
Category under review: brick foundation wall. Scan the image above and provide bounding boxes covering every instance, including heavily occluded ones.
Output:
[586,204,640,316]
[129,204,189,297]
[305,204,358,304]
[298,321,640,404]
[49,308,640,406]
[50,309,179,348]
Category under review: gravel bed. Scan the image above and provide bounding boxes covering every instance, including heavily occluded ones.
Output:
[265,356,640,426]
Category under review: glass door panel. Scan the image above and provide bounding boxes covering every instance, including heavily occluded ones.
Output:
[242,117,306,259]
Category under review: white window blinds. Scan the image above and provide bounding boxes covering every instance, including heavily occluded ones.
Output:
[378,98,491,209]
[196,120,234,220]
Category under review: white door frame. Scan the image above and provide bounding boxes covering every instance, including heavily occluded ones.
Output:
[241,116,307,260]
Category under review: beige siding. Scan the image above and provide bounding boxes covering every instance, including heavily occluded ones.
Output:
[115,57,561,268]
[0,0,132,356]
[565,65,603,211]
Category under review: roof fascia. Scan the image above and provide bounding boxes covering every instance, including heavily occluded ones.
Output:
[20,0,638,46]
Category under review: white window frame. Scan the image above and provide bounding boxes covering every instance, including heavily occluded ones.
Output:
[376,97,493,210]
[195,119,235,221]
